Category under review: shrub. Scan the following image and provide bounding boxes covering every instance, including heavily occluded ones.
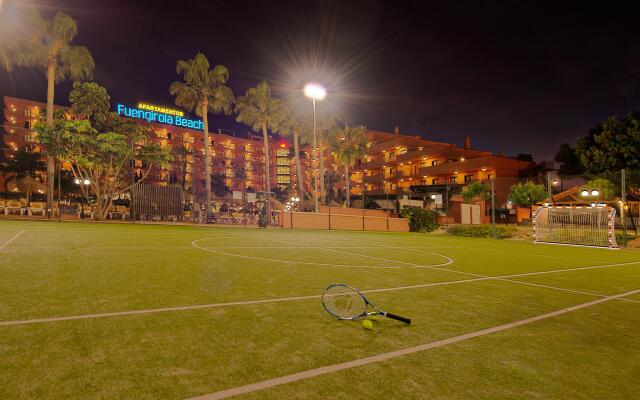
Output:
[400,208,438,232]
[447,224,517,239]
[616,232,637,244]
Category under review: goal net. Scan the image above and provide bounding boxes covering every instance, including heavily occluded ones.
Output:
[533,206,617,248]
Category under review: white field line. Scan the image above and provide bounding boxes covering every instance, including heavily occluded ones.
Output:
[272,232,614,263]
[191,238,403,269]
[187,287,640,400]
[238,235,455,268]
[2,259,640,328]
[0,230,25,251]
[400,248,640,304]
[3,246,197,251]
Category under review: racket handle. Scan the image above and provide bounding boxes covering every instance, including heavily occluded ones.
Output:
[386,313,411,324]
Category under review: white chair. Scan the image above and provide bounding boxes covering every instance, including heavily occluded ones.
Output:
[28,202,46,216]
[5,200,22,215]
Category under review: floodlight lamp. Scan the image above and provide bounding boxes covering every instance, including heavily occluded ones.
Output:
[591,189,599,197]
[430,194,436,200]
[83,179,91,185]
[303,83,326,100]
[74,178,81,185]
[580,189,589,197]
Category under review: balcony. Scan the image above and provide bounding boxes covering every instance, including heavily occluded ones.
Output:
[361,158,385,169]
[394,149,424,163]
[363,174,385,184]
[419,157,492,176]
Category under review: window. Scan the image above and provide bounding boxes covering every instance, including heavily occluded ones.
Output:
[23,120,32,129]
[431,178,439,185]
[399,148,407,155]
[276,148,289,157]
[277,166,290,175]
[277,175,290,183]
[464,174,473,184]
[389,151,395,159]
[431,160,439,166]
[487,174,493,180]
[24,108,33,117]
[167,132,172,140]
[450,176,457,183]
[24,133,33,142]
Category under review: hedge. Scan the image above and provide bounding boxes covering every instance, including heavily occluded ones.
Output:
[447,224,517,239]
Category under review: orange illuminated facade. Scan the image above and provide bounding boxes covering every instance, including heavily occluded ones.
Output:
[301,127,533,206]
[1,96,292,195]
[2,96,531,206]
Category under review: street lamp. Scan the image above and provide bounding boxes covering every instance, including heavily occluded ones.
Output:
[75,177,91,219]
[304,82,326,212]
[580,189,600,197]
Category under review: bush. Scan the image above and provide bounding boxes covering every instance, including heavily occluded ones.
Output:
[447,224,517,239]
[616,232,637,244]
[400,208,438,232]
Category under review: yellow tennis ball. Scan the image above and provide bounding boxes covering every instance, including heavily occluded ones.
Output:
[362,319,373,330]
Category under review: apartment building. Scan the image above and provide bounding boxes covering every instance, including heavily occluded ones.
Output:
[1,96,293,196]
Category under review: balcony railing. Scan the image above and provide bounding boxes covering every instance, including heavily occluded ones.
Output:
[361,158,385,169]
[363,174,385,184]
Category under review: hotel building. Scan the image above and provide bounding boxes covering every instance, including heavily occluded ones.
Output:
[1,96,293,197]
[306,127,532,208]
[2,96,532,215]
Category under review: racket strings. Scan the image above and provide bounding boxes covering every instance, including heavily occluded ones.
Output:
[322,285,367,319]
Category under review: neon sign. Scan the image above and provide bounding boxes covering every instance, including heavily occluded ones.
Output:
[116,103,203,130]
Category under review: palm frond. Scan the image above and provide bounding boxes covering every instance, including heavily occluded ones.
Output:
[57,45,94,82]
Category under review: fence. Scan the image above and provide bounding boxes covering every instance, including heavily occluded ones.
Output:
[131,184,183,221]
[279,206,409,232]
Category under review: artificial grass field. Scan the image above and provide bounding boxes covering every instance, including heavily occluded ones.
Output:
[0,220,639,399]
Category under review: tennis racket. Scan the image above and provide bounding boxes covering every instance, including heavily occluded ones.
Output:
[322,283,411,324]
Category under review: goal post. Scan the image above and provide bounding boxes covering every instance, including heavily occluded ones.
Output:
[533,205,618,249]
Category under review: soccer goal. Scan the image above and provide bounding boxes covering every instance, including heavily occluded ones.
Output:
[533,205,618,248]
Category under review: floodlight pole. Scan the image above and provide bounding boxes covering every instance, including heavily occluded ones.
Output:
[622,168,627,248]
[312,98,319,212]
[491,176,496,239]
[546,172,552,204]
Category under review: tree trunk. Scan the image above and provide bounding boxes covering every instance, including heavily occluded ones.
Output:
[319,133,325,205]
[293,129,304,196]
[201,101,211,215]
[46,63,55,218]
[345,163,350,207]
[261,122,271,222]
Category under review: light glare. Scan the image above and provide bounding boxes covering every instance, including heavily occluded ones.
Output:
[304,83,326,100]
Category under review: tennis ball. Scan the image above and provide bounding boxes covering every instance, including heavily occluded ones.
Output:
[362,319,373,330]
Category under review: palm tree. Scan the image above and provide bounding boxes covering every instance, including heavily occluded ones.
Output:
[279,104,307,197]
[235,81,288,217]
[169,53,234,215]
[316,113,342,205]
[1,8,94,216]
[329,125,367,207]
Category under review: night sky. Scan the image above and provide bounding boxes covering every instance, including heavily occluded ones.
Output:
[2,0,640,160]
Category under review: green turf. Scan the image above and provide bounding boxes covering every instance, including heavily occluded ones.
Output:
[0,220,638,399]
